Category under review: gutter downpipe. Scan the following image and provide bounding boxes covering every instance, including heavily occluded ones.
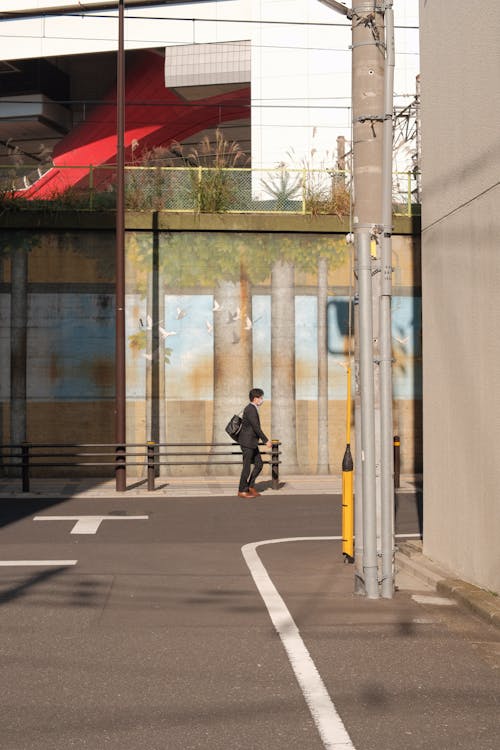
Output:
[380,1,395,598]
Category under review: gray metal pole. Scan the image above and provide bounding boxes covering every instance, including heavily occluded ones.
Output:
[354,276,365,594]
[380,1,395,598]
[357,230,379,597]
[352,1,385,598]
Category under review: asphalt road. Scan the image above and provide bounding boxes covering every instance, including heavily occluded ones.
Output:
[0,492,498,750]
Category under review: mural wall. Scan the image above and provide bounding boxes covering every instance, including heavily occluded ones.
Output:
[0,226,421,476]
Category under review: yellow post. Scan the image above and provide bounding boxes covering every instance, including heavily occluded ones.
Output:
[342,366,354,562]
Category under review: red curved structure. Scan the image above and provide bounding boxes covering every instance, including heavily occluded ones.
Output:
[21,50,250,199]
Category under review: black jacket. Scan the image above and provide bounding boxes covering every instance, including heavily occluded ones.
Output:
[238,403,268,448]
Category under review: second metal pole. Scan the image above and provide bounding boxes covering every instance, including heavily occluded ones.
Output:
[357,229,379,598]
[380,1,395,598]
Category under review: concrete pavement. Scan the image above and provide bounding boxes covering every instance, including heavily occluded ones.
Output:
[0,491,498,750]
[0,472,420,498]
[1,470,498,633]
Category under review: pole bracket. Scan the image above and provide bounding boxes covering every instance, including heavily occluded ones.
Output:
[349,40,386,51]
[355,114,385,123]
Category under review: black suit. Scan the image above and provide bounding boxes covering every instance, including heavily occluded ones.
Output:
[238,403,268,492]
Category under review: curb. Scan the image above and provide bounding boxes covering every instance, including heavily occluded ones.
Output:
[436,578,500,630]
[396,540,500,631]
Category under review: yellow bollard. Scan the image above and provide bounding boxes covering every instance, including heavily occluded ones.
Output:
[342,447,354,561]
[342,366,354,563]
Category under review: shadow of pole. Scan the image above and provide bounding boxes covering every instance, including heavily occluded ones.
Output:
[0,565,69,605]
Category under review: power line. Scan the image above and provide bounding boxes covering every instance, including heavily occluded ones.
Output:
[78,11,418,30]
[0,97,353,111]
[1,10,418,30]
[0,32,352,53]
[0,31,419,56]
[0,96,415,113]
[117,12,419,31]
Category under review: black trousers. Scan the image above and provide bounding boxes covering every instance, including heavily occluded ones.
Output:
[239,446,263,492]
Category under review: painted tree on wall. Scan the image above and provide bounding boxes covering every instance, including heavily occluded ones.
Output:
[317,255,329,473]
[126,229,347,475]
[267,234,347,473]
[2,230,118,461]
[0,231,39,469]
[160,231,270,473]
[126,230,171,457]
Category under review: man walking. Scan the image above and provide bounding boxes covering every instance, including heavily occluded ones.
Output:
[237,388,272,498]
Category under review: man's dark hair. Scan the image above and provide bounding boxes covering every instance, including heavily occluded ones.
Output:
[249,387,264,402]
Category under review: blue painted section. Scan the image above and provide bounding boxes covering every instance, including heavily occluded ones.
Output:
[1,291,421,403]
[27,294,114,400]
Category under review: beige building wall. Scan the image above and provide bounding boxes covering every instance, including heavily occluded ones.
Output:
[420,2,500,592]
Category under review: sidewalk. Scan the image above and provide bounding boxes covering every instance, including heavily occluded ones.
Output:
[0,472,421,498]
[396,539,500,632]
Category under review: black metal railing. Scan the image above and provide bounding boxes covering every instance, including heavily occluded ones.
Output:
[0,441,281,493]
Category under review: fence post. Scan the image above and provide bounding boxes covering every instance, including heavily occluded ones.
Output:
[21,442,30,493]
[301,169,307,214]
[147,441,156,491]
[393,435,400,490]
[89,164,94,210]
[197,166,202,210]
[271,440,280,490]
[115,444,126,492]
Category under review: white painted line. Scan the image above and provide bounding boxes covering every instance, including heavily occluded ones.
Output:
[33,515,149,534]
[412,595,457,606]
[242,536,355,750]
[0,560,77,567]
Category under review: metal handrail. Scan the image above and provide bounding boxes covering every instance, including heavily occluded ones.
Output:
[0,441,282,493]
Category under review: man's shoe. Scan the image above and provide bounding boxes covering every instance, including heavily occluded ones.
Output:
[248,487,261,497]
[238,491,253,498]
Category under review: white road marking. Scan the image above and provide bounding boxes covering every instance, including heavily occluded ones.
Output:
[33,515,149,534]
[242,536,355,750]
[241,533,423,749]
[0,560,77,566]
[412,595,456,606]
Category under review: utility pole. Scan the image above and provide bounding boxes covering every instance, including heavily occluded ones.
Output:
[352,2,383,599]
[319,0,394,599]
[352,1,395,600]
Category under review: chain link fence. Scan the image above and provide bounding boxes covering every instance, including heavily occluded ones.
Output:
[0,164,420,216]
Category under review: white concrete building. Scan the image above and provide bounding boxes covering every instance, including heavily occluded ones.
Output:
[0,0,419,176]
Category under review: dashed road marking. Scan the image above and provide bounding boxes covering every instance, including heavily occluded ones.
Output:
[33,514,149,534]
[0,560,77,567]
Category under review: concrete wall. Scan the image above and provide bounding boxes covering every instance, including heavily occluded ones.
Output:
[0,212,421,479]
[420,2,500,593]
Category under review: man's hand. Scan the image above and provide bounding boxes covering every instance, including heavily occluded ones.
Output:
[265,440,272,448]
